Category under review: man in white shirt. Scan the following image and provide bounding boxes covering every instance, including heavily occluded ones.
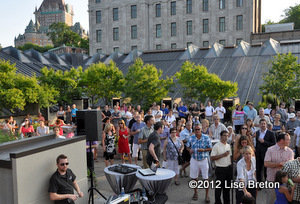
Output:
[152,105,163,122]
[264,104,272,116]
[210,115,228,140]
[215,102,226,123]
[205,101,214,125]
[211,130,232,204]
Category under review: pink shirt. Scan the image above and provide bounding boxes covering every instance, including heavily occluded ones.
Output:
[264,143,294,181]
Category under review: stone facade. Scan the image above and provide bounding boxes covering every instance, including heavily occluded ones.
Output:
[15,0,87,47]
[89,0,261,55]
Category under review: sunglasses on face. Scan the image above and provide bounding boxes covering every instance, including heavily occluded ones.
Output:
[195,129,201,131]
[60,162,69,166]
[241,127,247,130]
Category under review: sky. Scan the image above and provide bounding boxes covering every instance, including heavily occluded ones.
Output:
[0,0,299,48]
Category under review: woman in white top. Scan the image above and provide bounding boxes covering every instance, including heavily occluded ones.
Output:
[36,120,50,136]
[165,109,176,126]
[172,103,179,119]
[125,106,133,126]
[2,119,12,133]
[236,145,256,204]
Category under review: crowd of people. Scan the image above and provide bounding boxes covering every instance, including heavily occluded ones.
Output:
[2,100,300,204]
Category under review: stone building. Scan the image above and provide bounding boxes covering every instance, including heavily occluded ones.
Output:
[89,0,261,55]
[15,0,87,47]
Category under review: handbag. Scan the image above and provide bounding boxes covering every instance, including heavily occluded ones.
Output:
[170,138,184,165]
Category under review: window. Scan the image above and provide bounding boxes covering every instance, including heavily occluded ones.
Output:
[113,8,118,21]
[171,1,176,15]
[96,11,101,23]
[131,5,137,18]
[97,49,102,53]
[96,0,101,3]
[131,25,137,39]
[236,38,243,45]
[219,0,225,9]
[171,43,177,49]
[113,28,119,41]
[219,17,225,32]
[237,0,243,7]
[96,30,102,42]
[171,22,176,36]
[203,41,209,47]
[236,15,243,30]
[156,24,161,38]
[203,0,208,11]
[187,42,192,47]
[113,47,119,52]
[219,40,225,46]
[156,4,161,17]
[186,0,192,14]
[187,21,192,35]
[203,19,209,33]
[156,44,162,50]
[131,46,137,50]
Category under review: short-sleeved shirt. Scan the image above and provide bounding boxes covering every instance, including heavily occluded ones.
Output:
[102,110,111,118]
[253,115,270,131]
[211,141,232,167]
[264,144,294,181]
[205,106,214,117]
[131,122,146,144]
[186,134,212,161]
[210,123,228,140]
[152,110,163,122]
[138,125,154,150]
[178,106,188,117]
[36,126,49,135]
[282,159,300,201]
[48,169,76,204]
[232,111,247,125]
[160,126,170,148]
[71,108,78,117]
[146,131,161,163]
[215,107,226,119]
[247,109,257,121]
[160,108,169,119]
[295,127,300,146]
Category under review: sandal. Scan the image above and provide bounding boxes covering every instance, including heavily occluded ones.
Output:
[174,181,180,186]
[192,193,198,201]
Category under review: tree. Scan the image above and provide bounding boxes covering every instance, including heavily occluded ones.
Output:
[47,22,89,49]
[39,67,83,106]
[80,61,124,106]
[123,58,173,108]
[259,52,300,103]
[17,43,53,53]
[175,61,238,104]
[280,4,300,29]
[0,60,58,111]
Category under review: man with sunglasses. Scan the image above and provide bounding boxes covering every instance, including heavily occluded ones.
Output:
[49,154,83,204]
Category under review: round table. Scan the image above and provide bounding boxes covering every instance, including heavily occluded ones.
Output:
[104,164,140,194]
[61,126,75,138]
[136,168,175,195]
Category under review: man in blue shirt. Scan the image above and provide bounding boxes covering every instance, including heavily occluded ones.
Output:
[131,114,145,165]
[247,102,257,121]
[71,104,78,125]
[160,103,169,119]
[186,123,212,202]
[178,101,188,119]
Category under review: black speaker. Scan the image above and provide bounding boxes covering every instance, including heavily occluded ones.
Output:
[77,110,102,141]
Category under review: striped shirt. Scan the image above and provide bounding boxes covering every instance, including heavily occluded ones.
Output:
[186,134,212,161]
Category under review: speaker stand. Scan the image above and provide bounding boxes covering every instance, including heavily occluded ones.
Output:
[87,142,107,204]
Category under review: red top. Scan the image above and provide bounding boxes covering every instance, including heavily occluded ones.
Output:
[21,125,34,137]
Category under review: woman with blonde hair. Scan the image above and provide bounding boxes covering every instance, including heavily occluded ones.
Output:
[201,119,211,135]
[102,123,116,167]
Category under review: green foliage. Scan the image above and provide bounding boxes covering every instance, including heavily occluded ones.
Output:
[257,94,280,110]
[17,43,53,53]
[280,4,300,29]
[259,53,300,103]
[123,58,173,108]
[39,67,83,106]
[80,61,124,105]
[47,22,89,49]
[175,61,238,104]
[0,60,58,110]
